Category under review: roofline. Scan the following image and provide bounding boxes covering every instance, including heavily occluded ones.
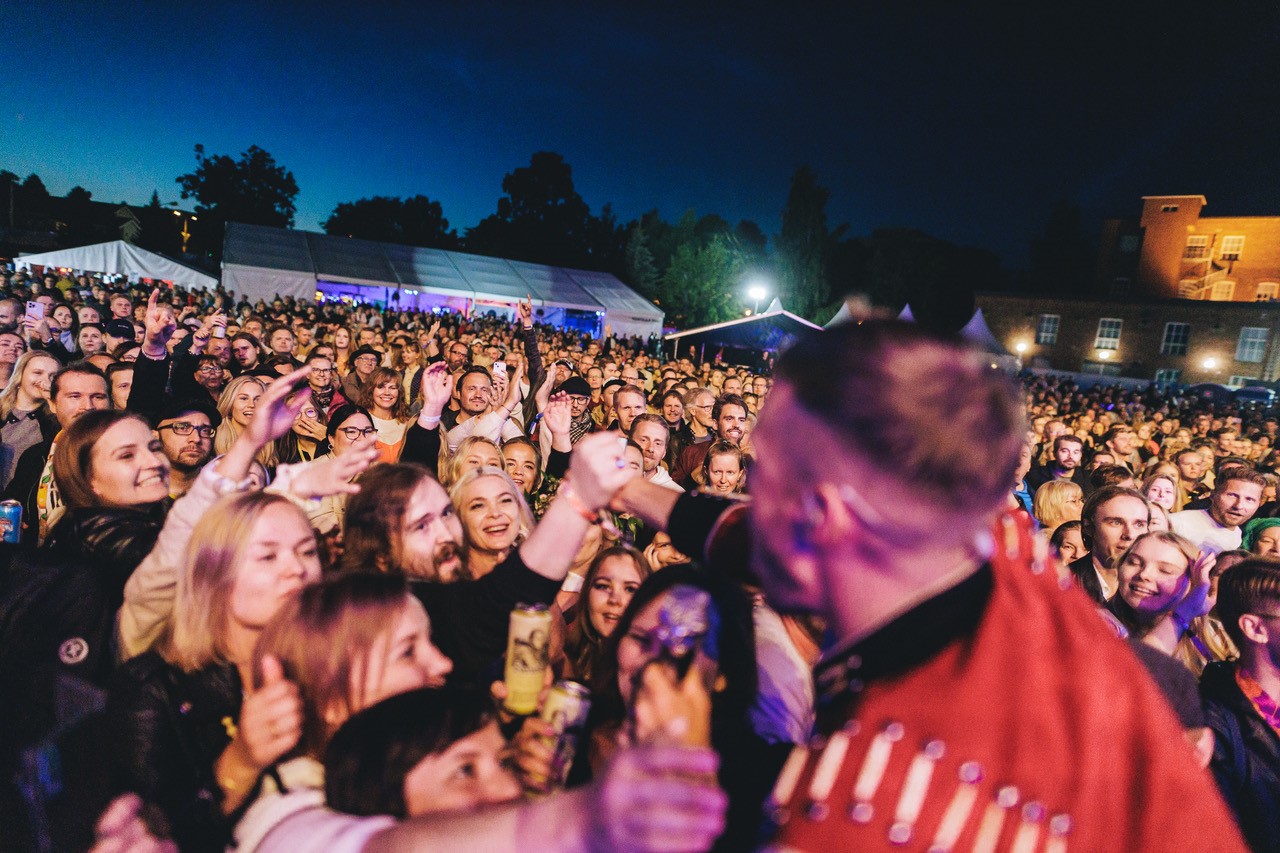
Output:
[1141,194,1208,205]
[663,308,822,340]
[974,290,1280,312]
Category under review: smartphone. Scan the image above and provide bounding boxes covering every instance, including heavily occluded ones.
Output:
[25,301,44,320]
[493,361,508,376]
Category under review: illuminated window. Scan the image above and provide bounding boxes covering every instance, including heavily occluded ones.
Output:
[1236,327,1269,363]
[1179,279,1201,298]
[1229,375,1259,389]
[1035,314,1059,345]
[1154,368,1182,385]
[1211,280,1235,301]
[1160,322,1190,356]
[1161,204,1180,213]
[1257,282,1278,302]
[1094,318,1122,351]
[1221,236,1245,261]
[1184,235,1209,259]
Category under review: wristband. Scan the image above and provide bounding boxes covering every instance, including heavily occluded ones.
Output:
[560,572,585,594]
[1170,611,1191,636]
[560,484,601,524]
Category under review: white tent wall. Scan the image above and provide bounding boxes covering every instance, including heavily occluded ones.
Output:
[222,263,314,303]
[17,240,218,290]
[606,314,662,339]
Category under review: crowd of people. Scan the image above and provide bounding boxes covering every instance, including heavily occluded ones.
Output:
[0,265,1275,852]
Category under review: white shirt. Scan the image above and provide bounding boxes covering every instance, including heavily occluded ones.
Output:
[1170,508,1242,553]
[645,465,685,493]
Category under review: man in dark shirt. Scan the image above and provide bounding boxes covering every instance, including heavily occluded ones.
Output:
[1027,433,1087,492]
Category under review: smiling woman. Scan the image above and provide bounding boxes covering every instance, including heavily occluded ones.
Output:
[449,465,534,580]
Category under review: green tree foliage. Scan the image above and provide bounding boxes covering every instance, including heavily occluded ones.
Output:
[323,195,458,248]
[176,144,299,260]
[656,234,744,328]
[623,223,660,298]
[465,152,623,270]
[58,186,96,247]
[775,165,846,319]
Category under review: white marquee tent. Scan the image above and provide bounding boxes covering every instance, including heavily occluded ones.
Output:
[16,240,218,290]
[222,223,665,338]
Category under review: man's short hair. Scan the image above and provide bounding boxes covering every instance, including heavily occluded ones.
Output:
[1053,434,1084,453]
[1079,485,1148,548]
[1216,467,1268,492]
[615,384,646,404]
[775,321,1025,513]
[629,413,669,438]
[456,366,492,392]
[711,393,748,422]
[105,362,134,381]
[1216,558,1280,647]
[1089,464,1136,491]
[1101,425,1133,446]
[50,361,109,402]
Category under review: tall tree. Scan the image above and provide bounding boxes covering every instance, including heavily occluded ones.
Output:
[1028,198,1092,295]
[58,186,96,247]
[0,171,18,228]
[624,223,660,298]
[323,195,457,248]
[176,144,299,260]
[775,165,843,319]
[15,174,51,230]
[465,152,620,269]
[655,234,744,328]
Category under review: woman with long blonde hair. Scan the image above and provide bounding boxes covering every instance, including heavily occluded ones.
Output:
[215,375,275,468]
[0,350,59,490]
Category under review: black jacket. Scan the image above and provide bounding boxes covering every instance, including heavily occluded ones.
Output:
[106,653,241,853]
[1202,660,1280,852]
[1067,554,1108,606]
[0,504,166,751]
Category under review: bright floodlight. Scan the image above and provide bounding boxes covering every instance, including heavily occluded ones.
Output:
[1204,357,1217,369]
[1015,342,1028,354]
[747,285,767,302]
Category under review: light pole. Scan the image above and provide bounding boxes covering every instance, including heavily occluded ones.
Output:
[165,202,197,254]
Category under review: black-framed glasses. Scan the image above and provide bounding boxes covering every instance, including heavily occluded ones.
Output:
[158,421,215,439]
[337,426,377,440]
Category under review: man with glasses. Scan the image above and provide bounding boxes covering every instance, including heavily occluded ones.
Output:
[152,398,219,498]
[1202,560,1280,850]
[305,351,346,413]
[341,344,382,401]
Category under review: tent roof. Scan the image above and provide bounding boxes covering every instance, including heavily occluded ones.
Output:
[664,306,822,351]
[223,222,661,319]
[17,240,217,289]
[958,307,1009,355]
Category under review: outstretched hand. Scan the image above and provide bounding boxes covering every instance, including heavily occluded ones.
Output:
[419,361,453,422]
[143,288,177,354]
[1174,549,1218,622]
[287,437,378,499]
[243,368,312,449]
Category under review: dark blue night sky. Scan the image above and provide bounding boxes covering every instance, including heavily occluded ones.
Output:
[4,3,1280,266]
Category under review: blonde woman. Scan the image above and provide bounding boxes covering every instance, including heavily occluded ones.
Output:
[215,375,275,468]
[449,465,535,579]
[0,350,59,490]
[440,435,503,489]
[1032,478,1084,533]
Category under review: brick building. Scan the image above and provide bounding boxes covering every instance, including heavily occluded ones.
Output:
[1096,194,1280,302]
[977,291,1280,387]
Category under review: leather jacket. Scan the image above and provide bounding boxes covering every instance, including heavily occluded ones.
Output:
[106,652,241,853]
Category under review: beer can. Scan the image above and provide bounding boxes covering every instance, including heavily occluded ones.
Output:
[537,680,592,788]
[0,500,22,544]
[503,603,552,715]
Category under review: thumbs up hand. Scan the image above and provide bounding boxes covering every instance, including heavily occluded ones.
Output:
[236,654,303,770]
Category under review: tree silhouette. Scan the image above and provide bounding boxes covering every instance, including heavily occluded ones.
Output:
[323,195,458,248]
[176,144,299,260]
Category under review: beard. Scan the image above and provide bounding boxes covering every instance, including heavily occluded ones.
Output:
[401,537,469,583]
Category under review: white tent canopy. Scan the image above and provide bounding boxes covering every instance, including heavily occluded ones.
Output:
[223,222,665,339]
[17,240,218,290]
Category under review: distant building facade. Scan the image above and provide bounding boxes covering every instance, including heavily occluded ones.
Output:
[978,291,1280,387]
[1097,194,1280,303]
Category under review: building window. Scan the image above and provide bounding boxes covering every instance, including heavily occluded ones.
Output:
[1229,375,1259,390]
[1211,280,1235,301]
[1162,204,1180,213]
[1094,318,1122,351]
[1119,235,1140,253]
[1035,314,1060,346]
[1179,279,1201,298]
[1257,282,1278,302]
[1082,361,1122,377]
[1154,368,1182,385]
[1221,235,1245,261]
[1111,277,1131,297]
[1160,322,1190,356]
[1237,327,1269,363]
[1184,235,1209,259]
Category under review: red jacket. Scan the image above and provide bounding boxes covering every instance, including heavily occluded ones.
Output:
[764,511,1246,853]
